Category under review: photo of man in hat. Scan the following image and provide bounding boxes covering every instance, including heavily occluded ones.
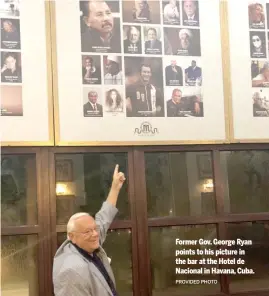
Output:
[103,55,123,85]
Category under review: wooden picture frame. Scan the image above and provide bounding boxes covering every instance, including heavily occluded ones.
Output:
[56,195,75,225]
[196,154,213,179]
[52,0,228,145]
[55,160,73,182]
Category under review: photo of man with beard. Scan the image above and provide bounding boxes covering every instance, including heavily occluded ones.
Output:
[125,57,164,117]
[164,27,201,56]
[80,0,121,53]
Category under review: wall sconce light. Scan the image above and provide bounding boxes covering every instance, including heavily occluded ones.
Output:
[202,179,214,192]
[56,183,68,195]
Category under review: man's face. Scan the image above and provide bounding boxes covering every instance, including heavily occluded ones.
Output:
[88,91,98,103]
[184,0,196,16]
[86,1,113,34]
[252,35,261,48]
[173,90,182,103]
[180,33,190,49]
[141,66,151,83]
[85,59,92,68]
[255,4,262,19]
[171,60,177,66]
[129,27,139,43]
[147,29,156,40]
[69,216,100,253]
[3,21,12,32]
[107,60,118,74]
[5,56,16,70]
[191,61,196,67]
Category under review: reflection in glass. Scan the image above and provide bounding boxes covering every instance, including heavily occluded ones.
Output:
[149,225,220,295]
[226,222,269,292]
[1,235,38,296]
[145,152,215,217]
[58,229,133,296]
[1,155,37,226]
[55,153,129,224]
[220,151,269,213]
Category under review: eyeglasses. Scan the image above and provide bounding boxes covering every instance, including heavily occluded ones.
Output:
[73,227,98,236]
[253,38,260,42]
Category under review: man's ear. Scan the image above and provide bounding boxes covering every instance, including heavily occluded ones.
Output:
[68,232,75,241]
[83,16,90,27]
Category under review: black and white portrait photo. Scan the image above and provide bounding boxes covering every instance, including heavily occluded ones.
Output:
[80,0,121,53]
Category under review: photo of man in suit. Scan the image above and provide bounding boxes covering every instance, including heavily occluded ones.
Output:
[123,26,142,54]
[144,27,162,55]
[165,60,183,86]
[185,60,202,86]
[83,90,103,117]
[53,165,126,296]
[182,0,199,26]
[80,0,121,53]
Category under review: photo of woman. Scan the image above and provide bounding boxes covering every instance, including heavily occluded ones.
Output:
[105,88,123,113]
[249,2,265,29]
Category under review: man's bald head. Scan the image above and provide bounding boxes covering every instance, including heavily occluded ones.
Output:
[67,212,99,253]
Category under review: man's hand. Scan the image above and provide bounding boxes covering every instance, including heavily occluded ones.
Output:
[112,164,126,191]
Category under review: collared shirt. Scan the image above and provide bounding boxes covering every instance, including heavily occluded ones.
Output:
[185,66,202,80]
[104,71,123,85]
[90,102,97,110]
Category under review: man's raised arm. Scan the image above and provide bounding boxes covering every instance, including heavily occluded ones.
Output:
[95,164,126,245]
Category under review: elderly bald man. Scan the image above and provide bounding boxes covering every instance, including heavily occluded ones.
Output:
[53,164,126,296]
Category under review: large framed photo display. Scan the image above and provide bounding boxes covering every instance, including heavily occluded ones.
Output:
[0,0,53,146]
[228,0,269,142]
[54,0,227,145]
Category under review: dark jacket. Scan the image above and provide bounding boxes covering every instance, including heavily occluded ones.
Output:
[81,28,121,53]
[83,102,103,117]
